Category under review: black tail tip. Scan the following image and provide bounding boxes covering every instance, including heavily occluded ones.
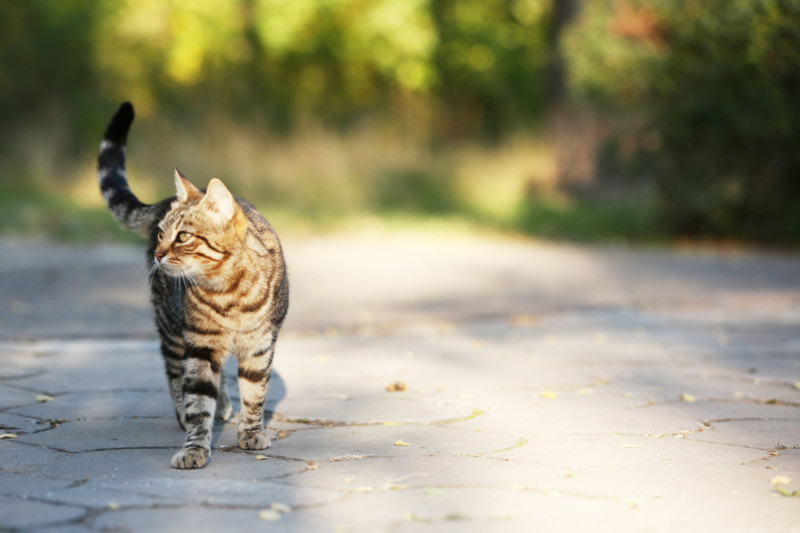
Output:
[104,101,135,144]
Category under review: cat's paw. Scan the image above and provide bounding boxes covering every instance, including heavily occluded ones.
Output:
[238,430,271,450]
[170,447,210,469]
[175,410,187,430]
[215,401,233,422]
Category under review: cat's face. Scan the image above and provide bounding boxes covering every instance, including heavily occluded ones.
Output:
[153,172,241,284]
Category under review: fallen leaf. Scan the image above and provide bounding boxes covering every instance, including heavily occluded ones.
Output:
[386,381,407,392]
[35,395,54,403]
[0,433,18,439]
[540,390,557,400]
[107,501,120,511]
[509,314,540,327]
[271,502,292,514]
[794,382,800,391]
[394,440,412,447]
[680,393,697,403]
[306,462,320,471]
[770,475,792,485]
[258,509,282,522]
[254,454,269,461]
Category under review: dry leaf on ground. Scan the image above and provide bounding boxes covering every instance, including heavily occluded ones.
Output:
[394,440,412,447]
[35,394,54,402]
[258,509,282,522]
[680,393,697,403]
[0,433,18,439]
[540,390,557,399]
[254,454,269,461]
[386,381,407,392]
[271,502,292,513]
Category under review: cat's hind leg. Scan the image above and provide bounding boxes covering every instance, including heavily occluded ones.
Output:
[159,339,186,429]
[215,375,233,421]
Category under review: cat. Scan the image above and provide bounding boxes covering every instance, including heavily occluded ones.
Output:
[97,102,289,469]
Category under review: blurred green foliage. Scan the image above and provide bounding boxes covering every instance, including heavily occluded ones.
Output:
[564,0,800,242]
[1,0,799,244]
[0,0,549,136]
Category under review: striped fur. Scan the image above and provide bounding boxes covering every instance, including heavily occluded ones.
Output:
[98,102,289,469]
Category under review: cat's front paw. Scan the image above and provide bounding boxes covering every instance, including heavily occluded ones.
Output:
[238,429,271,450]
[171,447,210,469]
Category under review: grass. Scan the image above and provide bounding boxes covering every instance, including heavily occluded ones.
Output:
[0,120,662,244]
[0,180,660,244]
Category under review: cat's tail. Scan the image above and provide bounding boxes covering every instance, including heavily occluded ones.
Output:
[97,102,162,236]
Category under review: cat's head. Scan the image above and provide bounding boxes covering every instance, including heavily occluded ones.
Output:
[153,170,246,285]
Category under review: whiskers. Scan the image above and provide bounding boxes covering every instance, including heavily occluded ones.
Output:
[146,260,160,287]
[147,259,198,293]
[172,265,198,293]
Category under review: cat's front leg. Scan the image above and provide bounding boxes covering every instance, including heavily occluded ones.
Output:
[170,344,224,469]
[236,343,274,450]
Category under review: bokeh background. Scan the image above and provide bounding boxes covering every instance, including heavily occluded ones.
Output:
[1,0,798,244]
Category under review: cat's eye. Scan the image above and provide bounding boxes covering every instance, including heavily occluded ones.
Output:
[177,231,193,243]
[157,230,164,240]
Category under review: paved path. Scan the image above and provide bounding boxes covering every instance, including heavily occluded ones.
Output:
[1,234,800,532]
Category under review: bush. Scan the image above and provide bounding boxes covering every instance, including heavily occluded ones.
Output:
[564,0,800,242]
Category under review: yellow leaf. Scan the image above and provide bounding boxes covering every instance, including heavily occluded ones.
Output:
[794,382,800,391]
[254,454,269,461]
[258,509,282,522]
[271,502,292,514]
[394,440,412,447]
[770,475,792,485]
[0,433,18,439]
[540,390,557,399]
[35,395,54,403]
[306,462,320,471]
[680,393,697,403]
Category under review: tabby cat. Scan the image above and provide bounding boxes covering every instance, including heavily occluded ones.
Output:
[97,102,289,469]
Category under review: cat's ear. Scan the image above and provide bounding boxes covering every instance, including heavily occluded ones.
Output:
[174,169,203,202]
[200,178,236,222]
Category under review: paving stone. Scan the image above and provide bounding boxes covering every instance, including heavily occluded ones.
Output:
[14,418,186,452]
[280,455,569,491]
[91,507,282,533]
[2,235,800,532]
[0,441,67,470]
[15,447,305,482]
[688,418,800,449]
[0,495,86,530]
[264,424,521,462]
[274,395,475,425]
[279,487,627,532]
[491,433,768,467]
[8,390,176,420]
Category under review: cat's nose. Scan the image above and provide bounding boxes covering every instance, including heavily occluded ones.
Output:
[154,251,165,263]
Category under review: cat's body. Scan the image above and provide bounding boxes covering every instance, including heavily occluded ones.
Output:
[97,102,288,469]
